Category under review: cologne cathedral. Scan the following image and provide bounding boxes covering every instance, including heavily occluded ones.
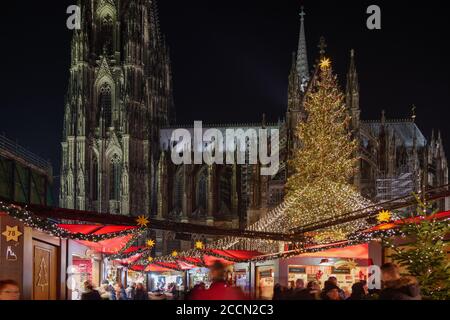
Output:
[60,1,448,254]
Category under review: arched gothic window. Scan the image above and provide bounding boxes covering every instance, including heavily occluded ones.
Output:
[92,158,99,201]
[109,155,121,201]
[196,168,208,211]
[99,83,112,127]
[173,168,184,212]
[219,166,232,214]
[99,14,114,54]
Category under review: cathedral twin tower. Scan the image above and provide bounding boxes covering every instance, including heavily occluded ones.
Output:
[60,0,174,215]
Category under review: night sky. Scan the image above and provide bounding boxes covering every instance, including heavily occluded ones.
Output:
[0,0,449,178]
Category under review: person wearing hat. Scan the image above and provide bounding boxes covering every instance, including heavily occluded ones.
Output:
[322,282,342,300]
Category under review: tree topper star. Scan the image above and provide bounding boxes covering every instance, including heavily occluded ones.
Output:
[136,215,150,228]
[319,57,331,70]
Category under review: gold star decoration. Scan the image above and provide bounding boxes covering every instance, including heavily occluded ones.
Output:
[171,250,178,258]
[136,215,150,228]
[377,210,392,223]
[147,257,154,263]
[319,57,331,70]
[195,241,204,250]
[334,259,358,271]
[2,225,23,242]
[146,239,155,248]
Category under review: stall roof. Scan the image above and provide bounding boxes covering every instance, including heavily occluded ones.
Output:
[58,224,138,254]
[364,210,450,233]
[298,243,369,260]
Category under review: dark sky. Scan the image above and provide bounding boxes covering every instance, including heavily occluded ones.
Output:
[0,0,449,178]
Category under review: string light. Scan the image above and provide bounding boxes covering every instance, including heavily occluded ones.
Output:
[0,201,139,242]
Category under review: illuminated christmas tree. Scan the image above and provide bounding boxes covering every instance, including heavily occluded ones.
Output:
[286,57,373,241]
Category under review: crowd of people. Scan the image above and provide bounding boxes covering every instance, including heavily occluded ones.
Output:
[80,280,149,300]
[0,262,421,301]
[272,263,421,300]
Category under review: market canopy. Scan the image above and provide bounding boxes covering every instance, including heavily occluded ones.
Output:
[125,250,264,273]
[363,210,450,233]
[58,224,139,254]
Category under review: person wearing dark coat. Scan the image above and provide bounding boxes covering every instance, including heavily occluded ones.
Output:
[322,284,342,301]
[134,283,148,300]
[379,263,421,300]
[81,281,101,300]
[347,281,369,300]
[114,283,128,300]
[272,284,283,300]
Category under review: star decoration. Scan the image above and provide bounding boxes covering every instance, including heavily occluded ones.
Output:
[146,239,155,248]
[334,259,358,271]
[195,241,204,250]
[147,257,154,263]
[2,225,23,242]
[377,210,392,223]
[136,215,150,228]
[171,251,178,258]
[319,57,331,70]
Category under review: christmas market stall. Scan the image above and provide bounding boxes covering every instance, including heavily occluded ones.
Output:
[0,200,142,300]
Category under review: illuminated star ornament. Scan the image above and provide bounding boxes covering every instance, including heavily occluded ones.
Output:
[319,57,331,70]
[171,250,178,258]
[2,225,23,242]
[136,215,150,228]
[377,210,392,223]
[147,257,154,263]
[195,241,204,250]
[146,239,155,248]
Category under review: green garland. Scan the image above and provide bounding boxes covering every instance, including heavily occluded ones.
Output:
[107,230,149,260]
[0,201,140,242]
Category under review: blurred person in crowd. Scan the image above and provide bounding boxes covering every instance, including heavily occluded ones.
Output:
[306,281,321,300]
[126,282,136,300]
[134,283,148,300]
[348,281,369,300]
[379,263,421,300]
[187,282,206,300]
[114,282,128,300]
[0,280,20,301]
[190,261,247,300]
[327,276,346,300]
[272,283,283,300]
[322,283,341,301]
[291,279,313,300]
[81,280,101,300]
[98,280,114,300]
[342,287,351,300]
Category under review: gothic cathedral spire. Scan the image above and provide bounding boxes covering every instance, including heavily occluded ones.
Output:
[346,49,361,132]
[296,6,309,90]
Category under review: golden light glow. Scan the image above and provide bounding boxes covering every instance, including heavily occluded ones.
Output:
[136,215,150,228]
[334,259,358,270]
[171,251,178,258]
[319,57,331,70]
[146,239,155,248]
[377,210,392,223]
[195,241,204,250]
[147,257,154,263]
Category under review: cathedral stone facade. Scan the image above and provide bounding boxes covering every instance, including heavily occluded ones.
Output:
[60,2,448,254]
[60,0,174,216]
